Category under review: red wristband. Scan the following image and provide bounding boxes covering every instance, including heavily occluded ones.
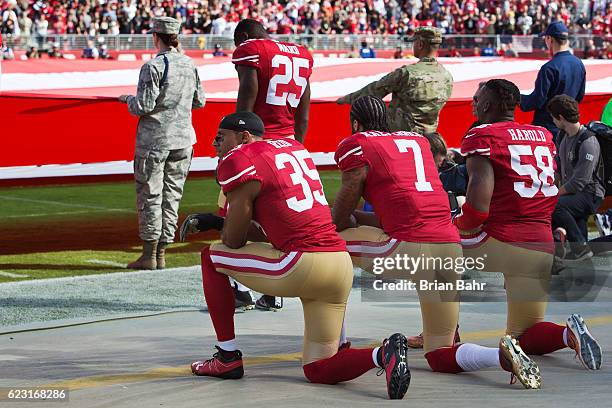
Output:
[454,202,489,231]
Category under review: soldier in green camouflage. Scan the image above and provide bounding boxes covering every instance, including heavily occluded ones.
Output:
[119,16,205,270]
[337,27,453,134]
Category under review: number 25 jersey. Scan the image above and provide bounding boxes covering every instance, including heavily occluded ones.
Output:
[232,39,313,139]
[216,139,346,253]
[461,122,558,243]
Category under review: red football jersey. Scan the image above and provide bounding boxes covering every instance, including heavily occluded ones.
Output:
[335,131,460,243]
[232,39,313,139]
[217,139,346,253]
[461,121,558,243]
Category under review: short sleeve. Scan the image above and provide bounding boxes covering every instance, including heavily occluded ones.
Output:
[461,124,492,157]
[335,135,368,172]
[217,149,263,194]
[232,40,260,70]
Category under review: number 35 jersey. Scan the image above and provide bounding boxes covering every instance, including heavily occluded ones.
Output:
[217,138,346,253]
[461,122,558,243]
[335,131,460,243]
[232,39,313,139]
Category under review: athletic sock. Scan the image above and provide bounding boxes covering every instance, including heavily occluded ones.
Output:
[455,343,500,371]
[303,348,376,384]
[518,321,567,355]
[218,339,238,352]
[201,247,235,342]
[372,347,382,368]
[339,319,348,347]
[424,345,464,374]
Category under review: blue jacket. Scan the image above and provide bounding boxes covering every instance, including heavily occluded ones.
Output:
[520,50,586,135]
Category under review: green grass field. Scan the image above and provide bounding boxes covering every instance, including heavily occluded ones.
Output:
[0,171,342,283]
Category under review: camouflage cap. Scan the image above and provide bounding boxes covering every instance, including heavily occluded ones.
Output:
[149,17,181,35]
[407,27,443,45]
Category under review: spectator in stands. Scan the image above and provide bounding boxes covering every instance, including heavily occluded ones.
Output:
[212,43,227,57]
[583,39,599,59]
[82,40,99,59]
[503,43,518,57]
[393,45,403,59]
[548,95,605,261]
[47,42,63,58]
[25,45,39,59]
[480,42,496,56]
[359,41,376,58]
[2,43,14,60]
[448,46,462,57]
[520,21,586,145]
[99,44,112,59]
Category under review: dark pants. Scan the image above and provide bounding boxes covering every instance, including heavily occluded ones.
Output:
[552,192,602,245]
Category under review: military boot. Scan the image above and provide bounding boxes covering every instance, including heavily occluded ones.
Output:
[127,240,158,270]
[156,242,168,270]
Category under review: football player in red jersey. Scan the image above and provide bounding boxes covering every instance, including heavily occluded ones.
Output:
[190,112,411,400]
[333,95,544,389]
[455,80,601,373]
[180,19,313,310]
[232,18,313,142]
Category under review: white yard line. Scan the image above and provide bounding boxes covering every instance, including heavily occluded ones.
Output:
[86,259,128,268]
[0,195,133,212]
[0,271,30,278]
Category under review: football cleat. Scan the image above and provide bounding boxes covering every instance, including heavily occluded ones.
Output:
[595,213,612,237]
[379,333,411,400]
[191,346,244,379]
[499,335,541,389]
[566,314,602,370]
[255,295,283,311]
[553,227,567,259]
[234,284,255,311]
[179,213,225,242]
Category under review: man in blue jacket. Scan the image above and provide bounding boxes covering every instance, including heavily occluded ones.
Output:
[520,21,586,145]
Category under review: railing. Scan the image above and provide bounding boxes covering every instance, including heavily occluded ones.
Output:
[2,33,608,54]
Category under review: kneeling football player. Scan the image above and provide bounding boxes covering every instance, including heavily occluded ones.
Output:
[191,112,411,400]
[333,95,543,389]
[457,80,601,373]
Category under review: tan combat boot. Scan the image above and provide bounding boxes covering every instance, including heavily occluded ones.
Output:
[156,242,168,270]
[127,240,158,270]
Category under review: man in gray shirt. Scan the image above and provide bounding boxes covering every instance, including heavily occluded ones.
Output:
[548,95,605,261]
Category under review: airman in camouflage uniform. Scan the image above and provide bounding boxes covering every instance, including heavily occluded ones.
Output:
[119,17,205,270]
[337,27,453,134]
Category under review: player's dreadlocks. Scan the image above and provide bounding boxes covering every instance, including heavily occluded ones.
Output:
[484,79,521,113]
[350,95,391,132]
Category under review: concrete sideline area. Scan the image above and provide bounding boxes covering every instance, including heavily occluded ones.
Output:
[1,282,611,407]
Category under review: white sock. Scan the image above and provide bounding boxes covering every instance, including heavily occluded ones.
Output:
[455,343,500,372]
[563,327,569,347]
[372,347,381,368]
[234,281,250,292]
[218,339,238,352]
[339,319,348,346]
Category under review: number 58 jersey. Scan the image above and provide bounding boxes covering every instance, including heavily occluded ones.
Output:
[232,39,313,139]
[217,139,346,253]
[461,122,558,243]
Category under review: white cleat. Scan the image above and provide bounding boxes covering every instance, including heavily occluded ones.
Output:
[566,314,603,370]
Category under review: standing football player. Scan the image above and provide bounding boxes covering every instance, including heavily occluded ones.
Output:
[454,80,601,374]
[191,112,411,400]
[180,19,314,311]
[333,95,544,389]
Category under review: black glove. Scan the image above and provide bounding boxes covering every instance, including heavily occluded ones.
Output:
[195,213,225,232]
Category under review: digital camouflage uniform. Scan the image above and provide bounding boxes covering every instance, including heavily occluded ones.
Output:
[340,27,453,134]
[127,17,205,250]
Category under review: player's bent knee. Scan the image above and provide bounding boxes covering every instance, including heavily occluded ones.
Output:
[425,346,464,374]
[303,360,338,385]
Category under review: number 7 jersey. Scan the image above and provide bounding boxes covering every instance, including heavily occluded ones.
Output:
[461,121,558,243]
[217,138,346,253]
[232,39,313,139]
[335,131,460,243]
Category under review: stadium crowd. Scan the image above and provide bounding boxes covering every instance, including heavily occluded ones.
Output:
[1,0,612,39]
